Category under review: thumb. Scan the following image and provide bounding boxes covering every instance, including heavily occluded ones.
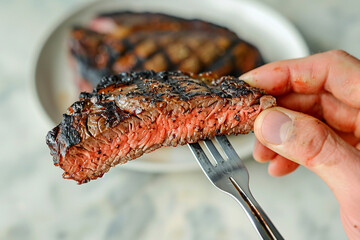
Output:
[254,107,360,205]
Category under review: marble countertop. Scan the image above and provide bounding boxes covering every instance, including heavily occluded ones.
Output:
[1,0,359,239]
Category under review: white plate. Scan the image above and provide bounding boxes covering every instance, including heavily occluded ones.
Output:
[33,0,309,173]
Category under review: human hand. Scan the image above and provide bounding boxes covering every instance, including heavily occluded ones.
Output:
[240,50,360,239]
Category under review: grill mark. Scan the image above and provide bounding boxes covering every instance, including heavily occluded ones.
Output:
[131,37,176,71]
[158,47,176,70]
[130,51,156,72]
[205,39,241,74]
[108,37,146,72]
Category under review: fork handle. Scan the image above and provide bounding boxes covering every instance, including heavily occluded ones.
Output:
[228,177,284,240]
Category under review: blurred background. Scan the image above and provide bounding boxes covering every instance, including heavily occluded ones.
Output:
[1,0,359,239]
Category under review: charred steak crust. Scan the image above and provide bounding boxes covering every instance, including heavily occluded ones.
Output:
[69,12,264,89]
[46,71,276,184]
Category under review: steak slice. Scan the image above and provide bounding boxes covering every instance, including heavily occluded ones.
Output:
[46,71,276,184]
[69,12,264,91]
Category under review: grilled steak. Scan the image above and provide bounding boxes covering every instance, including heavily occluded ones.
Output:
[46,71,276,184]
[69,12,263,91]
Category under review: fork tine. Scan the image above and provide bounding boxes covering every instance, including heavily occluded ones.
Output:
[203,139,225,165]
[215,135,246,169]
[188,143,214,172]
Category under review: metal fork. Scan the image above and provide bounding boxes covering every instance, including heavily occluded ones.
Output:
[188,135,284,240]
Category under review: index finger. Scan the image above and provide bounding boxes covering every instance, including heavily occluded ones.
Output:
[240,50,360,108]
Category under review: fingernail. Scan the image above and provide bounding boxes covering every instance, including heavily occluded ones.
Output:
[261,110,292,145]
[239,71,255,84]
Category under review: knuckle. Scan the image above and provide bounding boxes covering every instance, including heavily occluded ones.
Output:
[327,49,351,58]
[328,49,350,56]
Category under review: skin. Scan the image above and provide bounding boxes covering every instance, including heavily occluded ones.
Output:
[240,50,360,239]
